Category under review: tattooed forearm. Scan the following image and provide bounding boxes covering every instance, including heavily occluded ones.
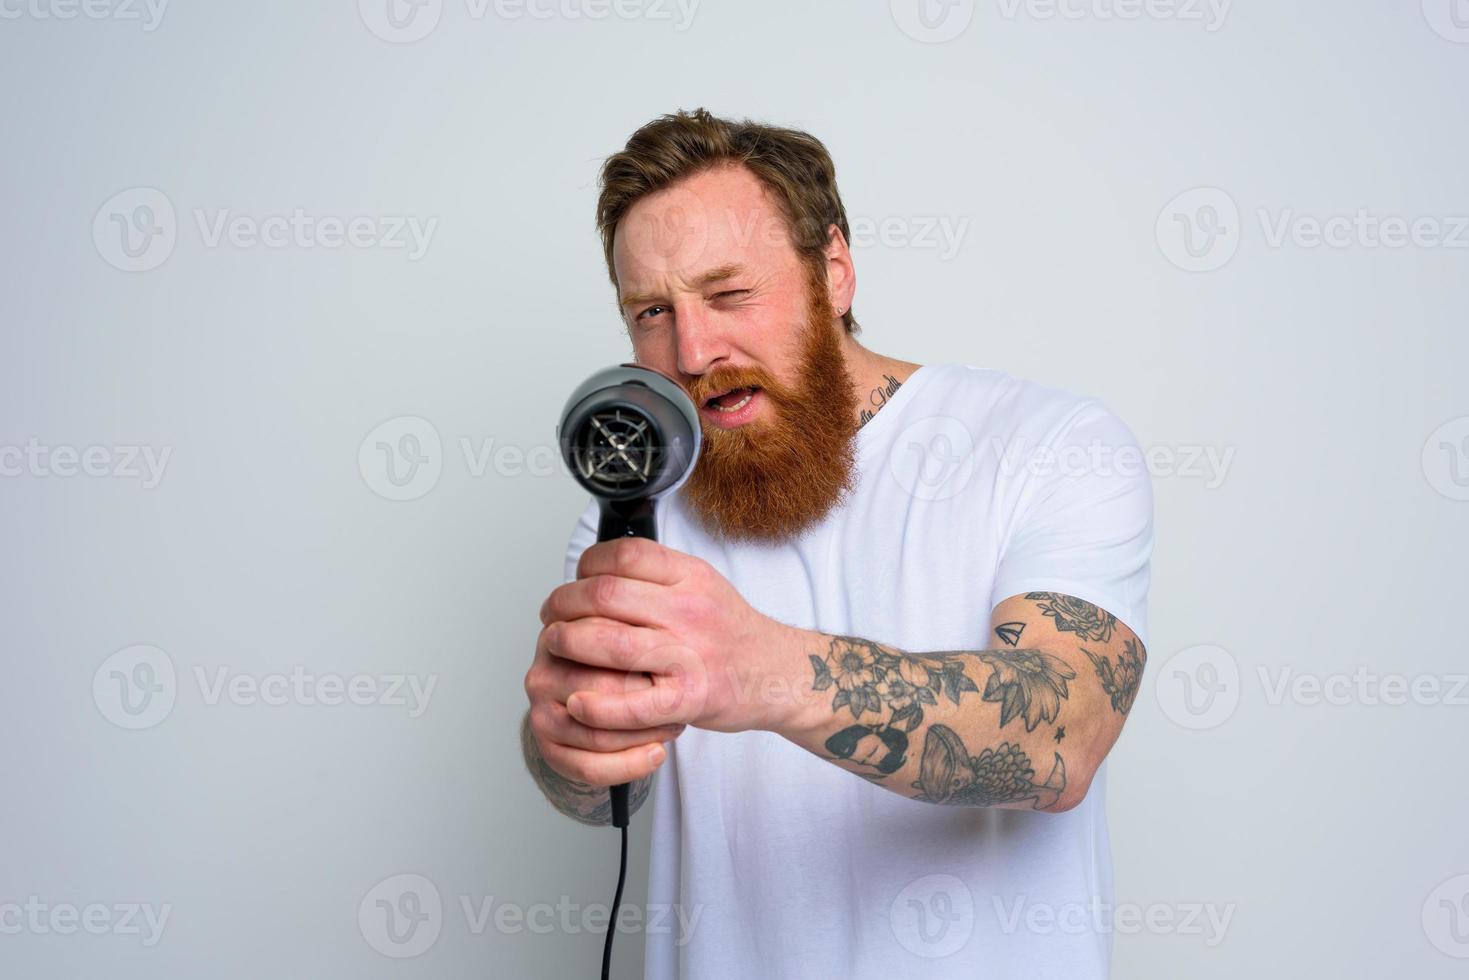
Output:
[1083,637,1146,715]
[975,649,1075,732]
[857,373,904,428]
[519,711,651,827]
[808,636,1075,778]
[809,635,974,776]
[913,724,1066,810]
[788,595,1142,811]
[1025,592,1118,643]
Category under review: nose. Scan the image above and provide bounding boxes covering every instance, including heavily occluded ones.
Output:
[672,300,730,379]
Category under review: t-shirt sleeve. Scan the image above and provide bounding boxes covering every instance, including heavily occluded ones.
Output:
[562,497,600,585]
[989,399,1154,647]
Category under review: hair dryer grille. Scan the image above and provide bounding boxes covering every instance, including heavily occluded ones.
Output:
[558,364,701,504]
[572,406,659,491]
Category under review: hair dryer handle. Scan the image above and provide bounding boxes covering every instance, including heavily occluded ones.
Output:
[596,495,660,828]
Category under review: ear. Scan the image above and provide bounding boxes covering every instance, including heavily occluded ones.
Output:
[823,224,856,316]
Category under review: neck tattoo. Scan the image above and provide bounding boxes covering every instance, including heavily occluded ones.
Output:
[857,373,904,429]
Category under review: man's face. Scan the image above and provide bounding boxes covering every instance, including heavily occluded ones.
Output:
[612,164,859,542]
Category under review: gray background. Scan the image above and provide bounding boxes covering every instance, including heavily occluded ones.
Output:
[2,1,1466,977]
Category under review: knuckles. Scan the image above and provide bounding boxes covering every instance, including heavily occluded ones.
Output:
[590,574,622,610]
[610,535,649,573]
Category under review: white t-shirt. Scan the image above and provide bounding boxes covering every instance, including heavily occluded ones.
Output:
[561,363,1153,979]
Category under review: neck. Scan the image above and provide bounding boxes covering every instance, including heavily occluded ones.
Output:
[838,334,923,430]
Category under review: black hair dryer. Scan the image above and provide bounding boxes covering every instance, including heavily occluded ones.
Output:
[555,363,701,826]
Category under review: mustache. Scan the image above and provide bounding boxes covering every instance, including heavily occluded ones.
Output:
[686,368,781,405]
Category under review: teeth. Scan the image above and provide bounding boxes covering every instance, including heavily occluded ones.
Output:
[710,391,755,413]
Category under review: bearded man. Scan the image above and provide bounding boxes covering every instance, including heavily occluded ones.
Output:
[522,108,1153,979]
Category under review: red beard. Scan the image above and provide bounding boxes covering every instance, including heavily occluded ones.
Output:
[681,274,860,542]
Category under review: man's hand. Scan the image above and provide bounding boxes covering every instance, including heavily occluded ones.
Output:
[523,609,684,789]
[537,536,809,737]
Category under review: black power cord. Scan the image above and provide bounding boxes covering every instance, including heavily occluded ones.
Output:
[601,823,629,980]
[600,782,632,979]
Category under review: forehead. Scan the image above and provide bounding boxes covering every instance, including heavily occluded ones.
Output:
[612,164,799,292]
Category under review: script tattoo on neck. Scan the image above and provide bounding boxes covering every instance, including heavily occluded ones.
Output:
[857,373,904,429]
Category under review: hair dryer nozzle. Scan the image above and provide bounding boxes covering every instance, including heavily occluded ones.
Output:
[557,364,701,503]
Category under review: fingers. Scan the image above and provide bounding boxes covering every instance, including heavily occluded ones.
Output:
[567,681,696,731]
[536,735,671,787]
[530,698,684,753]
[575,536,685,586]
[527,619,651,690]
[545,615,680,673]
[539,575,675,630]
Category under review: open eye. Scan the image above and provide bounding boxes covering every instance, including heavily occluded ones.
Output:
[635,304,670,322]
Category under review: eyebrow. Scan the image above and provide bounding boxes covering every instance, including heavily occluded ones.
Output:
[619,263,749,309]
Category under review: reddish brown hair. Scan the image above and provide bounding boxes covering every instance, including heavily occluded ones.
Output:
[596,108,859,335]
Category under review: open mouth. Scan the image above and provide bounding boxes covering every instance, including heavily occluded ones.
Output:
[703,385,761,413]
